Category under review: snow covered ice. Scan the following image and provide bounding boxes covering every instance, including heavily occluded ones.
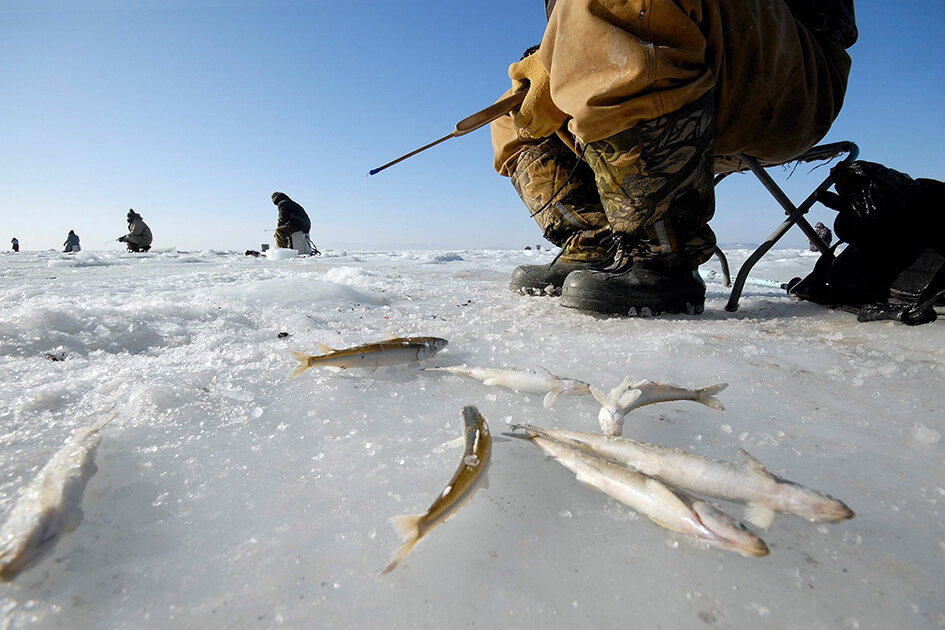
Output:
[1,247,943,628]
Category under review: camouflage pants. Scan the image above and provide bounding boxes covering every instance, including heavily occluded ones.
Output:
[509,135,610,263]
[582,91,717,268]
[275,226,298,249]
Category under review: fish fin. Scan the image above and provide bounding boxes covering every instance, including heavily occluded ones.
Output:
[542,391,559,409]
[503,424,540,440]
[744,502,776,530]
[590,386,609,407]
[481,472,490,491]
[441,436,465,449]
[698,383,729,410]
[323,365,344,373]
[288,350,313,379]
[384,332,400,341]
[314,342,335,354]
[501,431,533,442]
[616,388,642,409]
[381,513,424,575]
[388,513,423,543]
[481,378,500,386]
[736,449,772,480]
[535,366,555,377]
[381,538,420,575]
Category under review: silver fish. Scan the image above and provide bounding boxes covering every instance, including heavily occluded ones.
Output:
[382,406,491,574]
[0,415,115,580]
[289,334,447,378]
[510,432,768,557]
[511,424,854,529]
[592,377,728,435]
[425,365,590,408]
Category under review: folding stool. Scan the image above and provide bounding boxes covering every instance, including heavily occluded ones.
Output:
[713,141,860,311]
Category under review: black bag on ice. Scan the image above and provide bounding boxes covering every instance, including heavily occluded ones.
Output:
[787,160,945,324]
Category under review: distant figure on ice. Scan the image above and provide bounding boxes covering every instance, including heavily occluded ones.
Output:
[809,221,833,251]
[11,237,19,252]
[63,230,81,253]
[118,209,153,252]
[271,192,317,254]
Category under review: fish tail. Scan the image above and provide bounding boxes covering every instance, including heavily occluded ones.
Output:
[381,513,423,574]
[503,424,539,439]
[288,350,313,379]
[697,383,729,410]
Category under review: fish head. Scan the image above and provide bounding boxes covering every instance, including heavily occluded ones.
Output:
[597,405,624,437]
[774,478,855,523]
[691,501,769,557]
[417,337,449,359]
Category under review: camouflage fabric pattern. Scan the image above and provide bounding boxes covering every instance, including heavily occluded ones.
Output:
[583,92,717,268]
[511,137,611,262]
[274,225,295,249]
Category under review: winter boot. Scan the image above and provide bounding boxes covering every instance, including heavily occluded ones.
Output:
[507,136,611,295]
[561,92,717,314]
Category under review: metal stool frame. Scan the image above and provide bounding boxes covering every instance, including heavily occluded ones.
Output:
[715,141,859,311]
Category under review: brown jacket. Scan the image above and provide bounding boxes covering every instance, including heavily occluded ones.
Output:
[495,0,853,174]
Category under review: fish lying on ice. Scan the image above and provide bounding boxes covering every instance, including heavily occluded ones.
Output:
[508,431,768,557]
[510,424,854,529]
[289,334,448,378]
[0,415,115,580]
[382,406,491,574]
[425,365,591,408]
[592,377,728,436]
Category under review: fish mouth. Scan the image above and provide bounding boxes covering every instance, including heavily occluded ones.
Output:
[597,407,624,437]
[692,501,769,557]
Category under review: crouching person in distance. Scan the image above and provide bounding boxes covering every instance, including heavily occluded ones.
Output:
[271,192,312,249]
[118,209,153,252]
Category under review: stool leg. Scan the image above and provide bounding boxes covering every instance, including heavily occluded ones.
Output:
[725,156,836,312]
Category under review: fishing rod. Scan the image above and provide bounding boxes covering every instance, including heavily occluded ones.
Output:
[368,90,526,176]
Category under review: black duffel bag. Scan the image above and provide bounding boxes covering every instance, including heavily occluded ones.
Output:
[788,160,945,324]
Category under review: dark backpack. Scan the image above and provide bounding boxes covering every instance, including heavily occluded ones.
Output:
[787,160,945,324]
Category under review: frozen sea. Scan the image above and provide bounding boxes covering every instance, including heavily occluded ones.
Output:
[0,247,943,629]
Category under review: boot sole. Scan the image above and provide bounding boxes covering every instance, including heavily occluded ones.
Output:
[509,282,561,296]
[560,288,704,316]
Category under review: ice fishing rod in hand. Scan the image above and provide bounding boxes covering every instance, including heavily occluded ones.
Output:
[368,90,526,176]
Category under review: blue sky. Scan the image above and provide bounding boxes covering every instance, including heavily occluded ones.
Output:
[2,1,943,252]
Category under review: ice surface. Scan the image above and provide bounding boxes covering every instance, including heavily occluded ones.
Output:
[0,247,943,628]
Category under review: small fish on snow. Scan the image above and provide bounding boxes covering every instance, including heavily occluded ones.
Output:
[509,424,854,529]
[289,333,448,378]
[0,415,115,580]
[592,377,728,436]
[425,364,590,408]
[382,406,491,574]
[506,429,768,557]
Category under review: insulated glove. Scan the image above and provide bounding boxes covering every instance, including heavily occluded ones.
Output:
[509,53,567,140]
